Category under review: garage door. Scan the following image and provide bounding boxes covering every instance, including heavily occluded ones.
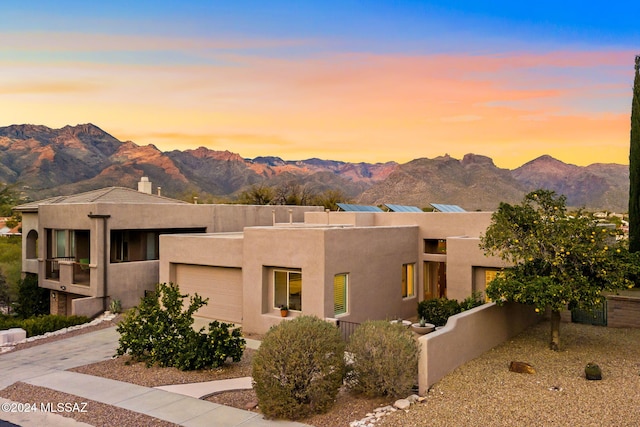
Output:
[174,264,243,324]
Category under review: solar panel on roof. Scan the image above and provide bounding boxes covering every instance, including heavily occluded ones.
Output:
[384,204,423,212]
[336,203,384,212]
[430,203,466,213]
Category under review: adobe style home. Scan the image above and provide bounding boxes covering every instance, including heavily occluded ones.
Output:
[14,178,322,317]
[159,206,506,334]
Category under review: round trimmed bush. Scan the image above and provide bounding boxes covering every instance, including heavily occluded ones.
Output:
[252,316,345,420]
[346,320,419,397]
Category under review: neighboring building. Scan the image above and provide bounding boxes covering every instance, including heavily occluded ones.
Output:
[0,217,21,236]
[159,209,506,334]
[14,179,323,317]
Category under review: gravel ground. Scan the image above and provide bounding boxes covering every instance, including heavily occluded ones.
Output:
[1,319,391,427]
[3,319,639,427]
[377,321,640,427]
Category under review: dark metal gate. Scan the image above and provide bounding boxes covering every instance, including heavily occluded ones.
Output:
[571,300,607,326]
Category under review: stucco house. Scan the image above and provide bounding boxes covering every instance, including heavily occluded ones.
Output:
[15,179,323,317]
[159,209,506,334]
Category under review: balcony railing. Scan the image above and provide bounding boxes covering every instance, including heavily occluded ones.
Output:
[45,257,90,286]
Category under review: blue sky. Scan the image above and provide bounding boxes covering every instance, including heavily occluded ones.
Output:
[1,1,638,167]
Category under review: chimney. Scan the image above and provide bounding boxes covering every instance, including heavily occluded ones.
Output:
[157,187,162,197]
[138,177,152,194]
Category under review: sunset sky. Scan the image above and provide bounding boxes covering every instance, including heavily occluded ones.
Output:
[2,1,639,168]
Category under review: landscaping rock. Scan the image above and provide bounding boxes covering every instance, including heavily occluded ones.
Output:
[394,399,411,410]
[585,362,602,380]
[244,399,258,410]
[509,361,536,374]
[406,394,420,403]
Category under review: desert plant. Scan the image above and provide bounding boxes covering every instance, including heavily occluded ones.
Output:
[252,315,345,420]
[459,291,485,311]
[345,320,419,397]
[417,297,461,327]
[116,282,245,370]
[109,298,122,314]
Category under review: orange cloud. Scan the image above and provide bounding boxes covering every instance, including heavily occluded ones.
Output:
[1,44,634,168]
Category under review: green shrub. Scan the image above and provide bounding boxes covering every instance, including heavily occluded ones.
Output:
[417,297,461,327]
[0,314,89,337]
[116,282,245,371]
[459,291,485,312]
[14,273,49,318]
[346,320,419,398]
[252,316,345,420]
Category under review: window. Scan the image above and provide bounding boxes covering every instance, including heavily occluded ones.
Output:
[424,261,447,299]
[485,269,501,284]
[110,228,205,263]
[55,230,67,257]
[402,263,415,298]
[334,273,348,316]
[274,269,302,311]
[424,239,447,254]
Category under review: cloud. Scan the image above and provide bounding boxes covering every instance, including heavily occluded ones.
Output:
[2,38,634,167]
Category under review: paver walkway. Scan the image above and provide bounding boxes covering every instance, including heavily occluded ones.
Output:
[0,327,308,427]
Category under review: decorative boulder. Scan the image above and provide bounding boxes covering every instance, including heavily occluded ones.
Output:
[585,362,602,380]
[509,361,536,374]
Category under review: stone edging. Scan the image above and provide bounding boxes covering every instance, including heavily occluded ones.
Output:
[349,394,425,427]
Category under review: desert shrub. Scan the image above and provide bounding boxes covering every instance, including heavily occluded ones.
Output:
[417,297,462,327]
[116,282,245,370]
[252,316,345,420]
[346,320,419,397]
[0,314,89,337]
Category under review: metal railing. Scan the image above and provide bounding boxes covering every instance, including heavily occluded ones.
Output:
[335,319,360,342]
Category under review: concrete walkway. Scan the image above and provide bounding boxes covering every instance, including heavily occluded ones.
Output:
[0,327,308,427]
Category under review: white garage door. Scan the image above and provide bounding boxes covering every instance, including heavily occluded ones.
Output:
[174,264,243,324]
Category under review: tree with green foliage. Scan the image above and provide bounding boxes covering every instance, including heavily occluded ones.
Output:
[0,235,23,306]
[310,189,349,211]
[481,190,633,350]
[237,184,274,205]
[14,273,49,318]
[630,55,640,252]
[0,183,20,217]
[0,271,10,314]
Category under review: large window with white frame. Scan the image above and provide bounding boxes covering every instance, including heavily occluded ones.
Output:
[402,263,416,299]
[274,269,302,311]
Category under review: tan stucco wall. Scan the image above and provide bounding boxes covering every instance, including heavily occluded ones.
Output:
[241,227,326,333]
[159,233,244,283]
[26,201,322,315]
[418,302,539,393]
[445,236,506,301]
[237,225,419,334]
[20,212,40,275]
[323,226,419,324]
[307,211,501,302]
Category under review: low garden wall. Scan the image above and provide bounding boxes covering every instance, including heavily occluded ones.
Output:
[72,296,104,318]
[607,295,640,328]
[418,301,539,394]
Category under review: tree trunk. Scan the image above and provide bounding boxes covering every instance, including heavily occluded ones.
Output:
[629,55,640,252]
[549,310,561,351]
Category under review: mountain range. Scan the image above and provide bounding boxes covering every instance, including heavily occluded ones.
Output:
[0,123,629,212]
